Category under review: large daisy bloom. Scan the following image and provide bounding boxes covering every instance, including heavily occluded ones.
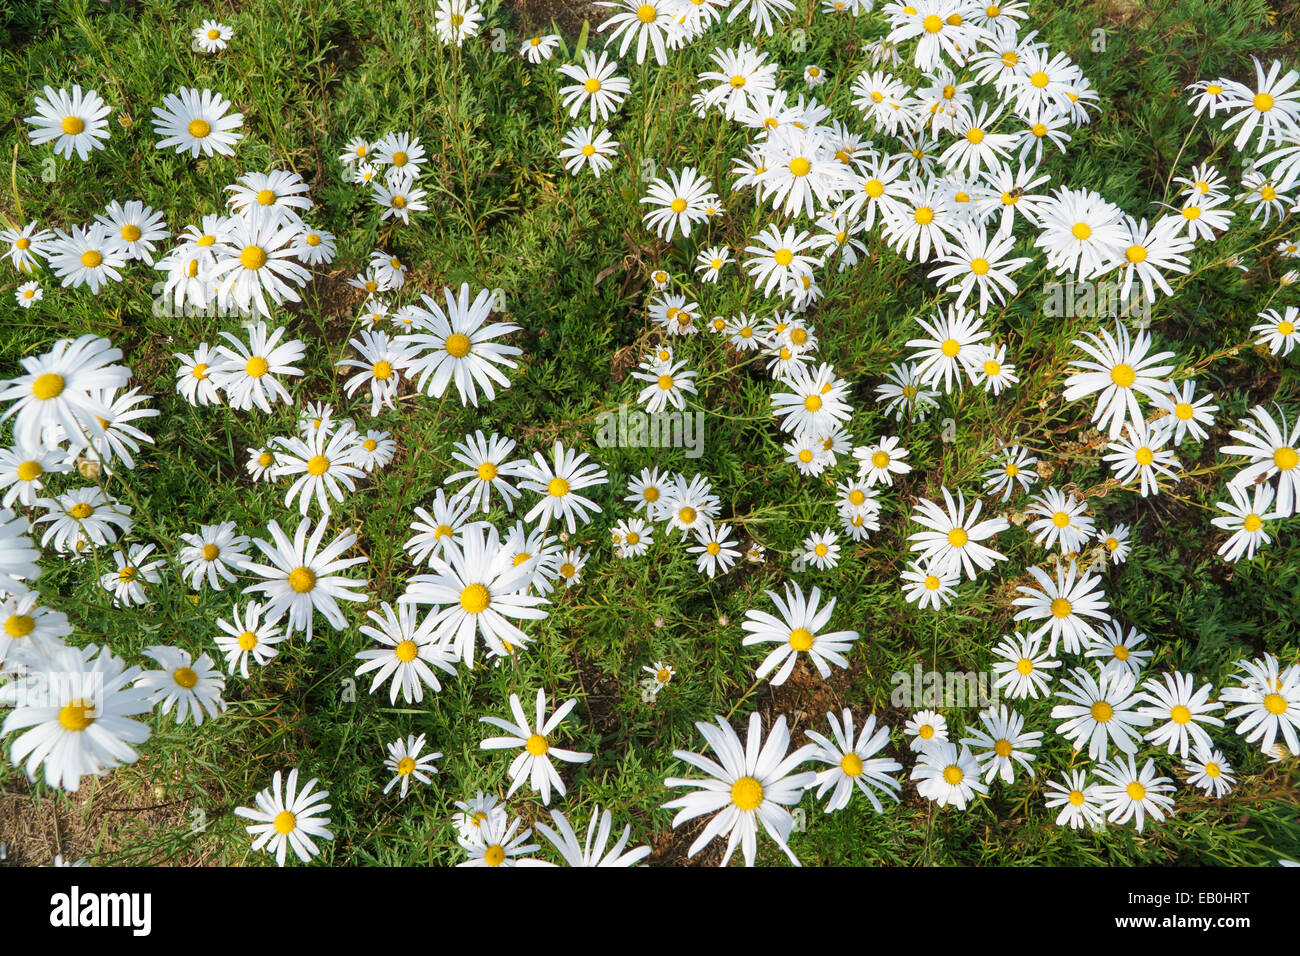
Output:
[1219,404,1300,517]
[662,712,818,867]
[404,284,522,407]
[907,486,1009,580]
[240,519,369,641]
[0,334,128,451]
[804,709,902,813]
[479,689,593,805]
[1219,654,1300,756]
[234,768,333,867]
[24,85,111,160]
[400,523,549,667]
[741,583,859,686]
[1,643,151,792]
[152,86,244,157]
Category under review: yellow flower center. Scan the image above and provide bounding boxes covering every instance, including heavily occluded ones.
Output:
[1183,205,1202,220]
[80,250,103,268]
[1243,513,1263,532]
[789,157,811,177]
[1126,781,1146,801]
[61,116,85,135]
[306,455,330,476]
[1134,447,1154,466]
[240,245,267,270]
[526,733,549,756]
[201,543,221,561]
[1113,645,1130,661]
[731,776,763,810]
[1205,762,1221,778]
[1170,704,1192,724]
[238,630,258,651]
[390,195,407,209]
[840,753,864,777]
[1264,693,1288,715]
[484,844,506,866]
[1031,71,1049,88]
[1262,186,1278,201]
[871,450,890,469]
[174,667,199,689]
[947,528,969,547]
[460,583,490,613]
[1051,598,1072,618]
[984,360,1001,377]
[1071,222,1092,240]
[5,614,35,638]
[1015,657,1034,675]
[245,356,269,378]
[1274,446,1298,470]
[69,502,94,519]
[942,765,964,785]
[397,757,415,775]
[16,460,44,482]
[255,189,276,206]
[922,13,943,32]
[547,477,570,497]
[445,333,472,358]
[119,224,142,242]
[581,143,595,157]
[288,567,316,593]
[636,2,657,21]
[1090,701,1113,722]
[914,206,934,225]
[1109,363,1136,387]
[970,257,990,276]
[788,627,814,651]
[274,811,296,834]
[58,699,94,731]
[678,506,696,524]
[395,639,418,662]
[392,151,408,167]
[670,197,688,213]
[1255,92,1275,112]
[1126,245,1147,264]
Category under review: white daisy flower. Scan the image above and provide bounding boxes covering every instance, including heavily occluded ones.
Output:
[213,601,286,678]
[24,85,111,160]
[479,689,593,805]
[1051,666,1152,761]
[804,709,901,813]
[240,518,369,642]
[136,646,226,726]
[382,733,441,798]
[178,521,250,590]
[234,769,333,866]
[740,583,859,686]
[152,86,244,157]
[353,602,457,704]
[1012,562,1110,655]
[662,712,817,867]
[400,523,549,666]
